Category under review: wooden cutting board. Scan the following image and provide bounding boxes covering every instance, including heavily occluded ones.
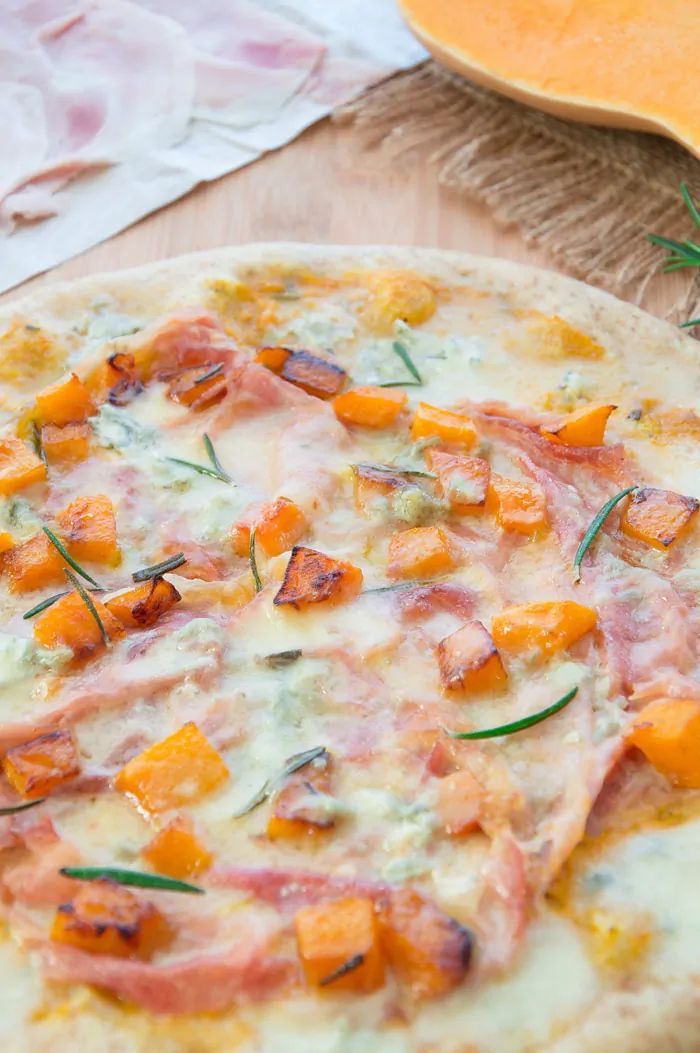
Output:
[0,119,680,318]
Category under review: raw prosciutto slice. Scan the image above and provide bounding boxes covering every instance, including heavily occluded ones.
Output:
[41,941,294,1013]
[209,865,389,910]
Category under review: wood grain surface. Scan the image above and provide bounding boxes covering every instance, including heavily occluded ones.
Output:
[1,118,684,318]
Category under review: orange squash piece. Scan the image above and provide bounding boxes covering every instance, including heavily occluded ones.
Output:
[436,620,506,694]
[230,522,251,558]
[3,730,80,799]
[492,600,597,659]
[280,351,346,400]
[397,2,700,161]
[114,722,229,814]
[0,531,13,554]
[166,365,227,410]
[620,486,699,550]
[377,888,472,999]
[628,699,700,789]
[52,879,171,959]
[295,897,385,993]
[141,817,213,879]
[435,770,483,837]
[56,494,120,566]
[333,386,407,428]
[541,403,617,447]
[352,463,426,515]
[41,421,91,464]
[85,352,142,407]
[274,546,362,609]
[256,497,308,557]
[388,525,454,579]
[4,532,65,593]
[428,450,490,511]
[0,436,46,496]
[363,271,436,334]
[410,402,476,448]
[255,346,291,373]
[487,473,548,534]
[105,578,181,629]
[34,590,125,660]
[267,749,334,841]
[35,373,96,427]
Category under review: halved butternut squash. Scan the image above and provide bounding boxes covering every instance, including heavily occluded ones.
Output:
[398,1,700,161]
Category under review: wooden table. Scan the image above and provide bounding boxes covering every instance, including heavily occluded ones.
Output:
[1,118,682,317]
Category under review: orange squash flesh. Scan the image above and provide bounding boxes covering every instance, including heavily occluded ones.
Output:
[436,620,506,695]
[541,403,617,447]
[256,497,308,557]
[3,730,80,799]
[114,722,229,814]
[166,366,227,410]
[56,494,120,566]
[280,351,346,400]
[141,817,213,879]
[4,532,65,593]
[85,352,142,407]
[295,897,385,993]
[428,450,490,511]
[333,387,407,428]
[628,699,700,788]
[398,1,700,161]
[620,487,699,550]
[41,422,91,464]
[51,879,171,959]
[487,473,548,535]
[388,526,454,579]
[274,546,363,609]
[0,436,46,496]
[492,601,597,659]
[35,373,96,427]
[33,591,125,660]
[267,749,334,841]
[411,403,476,448]
[104,578,181,629]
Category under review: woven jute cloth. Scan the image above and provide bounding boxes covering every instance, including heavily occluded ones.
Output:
[338,62,700,324]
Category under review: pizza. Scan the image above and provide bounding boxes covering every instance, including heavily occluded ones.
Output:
[0,246,698,1053]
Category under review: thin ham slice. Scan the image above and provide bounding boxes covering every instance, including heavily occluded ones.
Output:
[209,865,388,910]
[41,941,294,1013]
[397,583,479,623]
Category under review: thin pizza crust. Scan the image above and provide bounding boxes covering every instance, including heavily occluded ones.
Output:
[1,246,698,1053]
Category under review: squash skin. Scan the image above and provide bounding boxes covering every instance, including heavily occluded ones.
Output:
[398,0,700,161]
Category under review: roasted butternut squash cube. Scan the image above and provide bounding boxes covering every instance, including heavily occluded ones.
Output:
[256,497,308,557]
[435,770,483,837]
[56,494,120,566]
[388,526,454,579]
[620,487,699,550]
[411,402,476,448]
[628,699,700,789]
[428,450,490,511]
[141,817,213,879]
[41,421,91,464]
[377,888,472,999]
[4,532,65,593]
[105,578,181,629]
[295,897,385,993]
[280,351,346,400]
[35,373,96,427]
[352,463,421,514]
[487,473,548,535]
[267,749,334,841]
[492,601,596,659]
[255,346,291,373]
[0,531,13,554]
[437,620,506,694]
[229,522,251,558]
[333,387,407,428]
[52,879,171,959]
[166,365,227,410]
[0,436,46,496]
[274,546,362,609]
[3,729,80,799]
[541,403,616,447]
[84,352,142,407]
[114,722,229,814]
[34,590,125,660]
[364,272,436,334]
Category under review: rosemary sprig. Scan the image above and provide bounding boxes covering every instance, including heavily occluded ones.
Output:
[31,422,47,466]
[167,435,231,483]
[249,528,263,593]
[377,339,423,387]
[0,797,46,816]
[573,486,637,583]
[319,953,365,986]
[23,591,67,620]
[194,363,224,385]
[65,568,109,646]
[354,462,435,479]
[42,527,102,589]
[363,580,429,594]
[262,649,303,668]
[233,745,327,818]
[132,552,186,582]
[680,318,700,329]
[60,866,204,894]
[445,686,578,740]
[648,184,700,275]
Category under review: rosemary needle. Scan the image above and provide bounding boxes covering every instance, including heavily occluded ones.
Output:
[132,552,186,582]
[233,745,327,818]
[0,798,46,816]
[445,687,578,740]
[65,568,109,645]
[42,526,102,589]
[573,486,637,583]
[249,528,263,593]
[60,866,204,894]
